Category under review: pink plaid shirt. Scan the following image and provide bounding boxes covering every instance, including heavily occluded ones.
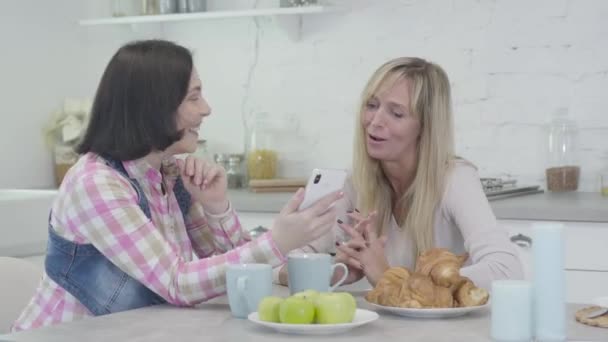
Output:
[12,153,285,332]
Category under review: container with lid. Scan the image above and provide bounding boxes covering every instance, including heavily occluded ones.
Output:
[599,152,608,197]
[545,108,580,192]
[112,0,139,17]
[246,112,279,180]
[226,154,245,189]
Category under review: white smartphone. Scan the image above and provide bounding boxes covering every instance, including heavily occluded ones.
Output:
[298,168,348,211]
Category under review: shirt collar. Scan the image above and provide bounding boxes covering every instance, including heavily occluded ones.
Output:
[122,155,180,184]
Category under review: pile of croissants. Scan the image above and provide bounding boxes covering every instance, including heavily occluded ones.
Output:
[366,248,489,308]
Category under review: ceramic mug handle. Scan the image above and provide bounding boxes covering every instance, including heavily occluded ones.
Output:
[329,262,349,292]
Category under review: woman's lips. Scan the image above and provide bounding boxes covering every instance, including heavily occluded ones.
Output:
[368,133,386,142]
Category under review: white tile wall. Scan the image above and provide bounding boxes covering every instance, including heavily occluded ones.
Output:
[3,0,607,192]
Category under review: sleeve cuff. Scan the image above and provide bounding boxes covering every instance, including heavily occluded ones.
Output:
[261,231,287,265]
[204,201,236,233]
[204,201,233,220]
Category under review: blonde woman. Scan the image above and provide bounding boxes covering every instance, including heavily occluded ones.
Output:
[277,57,523,290]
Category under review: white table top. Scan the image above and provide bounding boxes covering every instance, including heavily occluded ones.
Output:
[1,286,606,341]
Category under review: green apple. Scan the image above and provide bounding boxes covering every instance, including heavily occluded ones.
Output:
[293,289,320,304]
[257,296,284,323]
[279,297,315,324]
[315,292,357,324]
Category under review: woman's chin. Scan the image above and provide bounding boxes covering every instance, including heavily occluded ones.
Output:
[167,142,197,156]
[366,149,386,161]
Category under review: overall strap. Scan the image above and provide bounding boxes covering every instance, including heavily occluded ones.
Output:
[103,157,152,219]
[103,156,191,222]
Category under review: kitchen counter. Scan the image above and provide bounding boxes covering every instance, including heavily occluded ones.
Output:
[1,286,604,342]
[228,189,608,223]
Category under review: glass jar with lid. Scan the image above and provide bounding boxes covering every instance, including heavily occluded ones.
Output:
[599,152,608,197]
[246,112,279,180]
[545,108,580,192]
[111,0,139,17]
[226,154,245,189]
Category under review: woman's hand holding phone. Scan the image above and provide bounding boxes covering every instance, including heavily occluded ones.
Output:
[270,188,344,256]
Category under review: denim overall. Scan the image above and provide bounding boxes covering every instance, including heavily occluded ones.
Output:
[45,157,191,316]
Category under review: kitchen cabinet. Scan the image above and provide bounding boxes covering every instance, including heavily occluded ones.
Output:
[501,219,608,304]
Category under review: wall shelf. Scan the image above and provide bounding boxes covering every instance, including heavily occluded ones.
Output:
[78,5,337,40]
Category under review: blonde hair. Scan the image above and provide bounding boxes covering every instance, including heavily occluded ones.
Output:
[352,57,455,257]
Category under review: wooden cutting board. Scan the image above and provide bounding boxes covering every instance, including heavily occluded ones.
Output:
[249,178,307,188]
[249,186,300,193]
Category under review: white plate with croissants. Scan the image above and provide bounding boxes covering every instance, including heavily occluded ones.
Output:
[365,249,490,319]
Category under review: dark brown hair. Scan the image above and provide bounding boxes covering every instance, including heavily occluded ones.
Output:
[77,39,193,160]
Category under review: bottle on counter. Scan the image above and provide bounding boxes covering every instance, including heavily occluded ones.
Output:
[545,108,580,192]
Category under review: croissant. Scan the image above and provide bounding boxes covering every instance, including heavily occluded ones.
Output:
[365,267,410,306]
[366,248,489,309]
[404,273,454,308]
[382,267,411,284]
[454,278,489,307]
[415,248,468,291]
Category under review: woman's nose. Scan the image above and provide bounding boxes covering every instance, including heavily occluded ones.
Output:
[201,98,211,117]
[369,110,385,128]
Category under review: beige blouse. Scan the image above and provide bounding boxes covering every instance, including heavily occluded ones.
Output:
[286,161,523,290]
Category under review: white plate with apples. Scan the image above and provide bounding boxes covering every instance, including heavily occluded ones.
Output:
[366,301,489,319]
[248,308,379,335]
[249,290,379,335]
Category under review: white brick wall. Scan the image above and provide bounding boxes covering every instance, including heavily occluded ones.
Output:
[159,0,608,191]
[6,0,607,192]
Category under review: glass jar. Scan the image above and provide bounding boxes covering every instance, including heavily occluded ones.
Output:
[226,154,245,189]
[280,0,318,7]
[112,0,139,17]
[599,152,608,197]
[214,153,228,169]
[177,0,206,12]
[545,108,580,192]
[246,112,279,180]
[194,139,211,161]
[141,0,177,15]
[186,0,206,12]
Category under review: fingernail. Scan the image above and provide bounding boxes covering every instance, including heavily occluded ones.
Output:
[337,219,343,224]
